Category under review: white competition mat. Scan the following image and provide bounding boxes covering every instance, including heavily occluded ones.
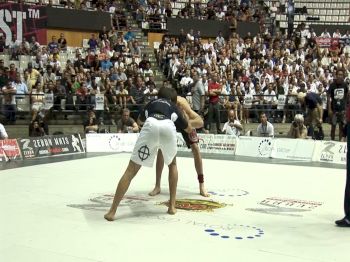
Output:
[0,153,349,262]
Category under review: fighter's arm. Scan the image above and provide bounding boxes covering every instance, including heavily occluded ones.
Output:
[173,104,192,133]
[177,96,203,128]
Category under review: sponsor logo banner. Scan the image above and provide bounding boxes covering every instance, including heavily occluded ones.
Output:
[235,136,273,158]
[17,134,84,159]
[86,133,138,153]
[0,3,47,45]
[177,133,236,155]
[0,139,22,161]
[313,140,346,165]
[270,138,315,161]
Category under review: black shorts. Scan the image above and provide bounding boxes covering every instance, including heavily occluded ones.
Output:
[179,129,198,149]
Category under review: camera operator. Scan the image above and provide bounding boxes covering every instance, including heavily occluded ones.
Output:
[288,114,308,139]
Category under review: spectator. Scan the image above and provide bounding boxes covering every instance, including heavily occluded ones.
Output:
[124,26,136,43]
[84,109,99,133]
[29,36,40,55]
[257,112,274,137]
[207,72,222,133]
[13,72,28,112]
[117,108,139,133]
[48,36,59,53]
[222,109,243,137]
[328,68,348,141]
[29,120,46,137]
[287,114,308,139]
[191,73,205,114]
[0,122,8,139]
[58,33,67,50]
[43,65,56,85]
[297,92,323,139]
[88,34,99,51]
[31,82,45,113]
[1,80,17,124]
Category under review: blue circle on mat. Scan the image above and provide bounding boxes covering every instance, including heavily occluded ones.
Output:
[205,229,215,232]
[210,233,219,236]
[247,236,254,239]
[221,236,230,239]
[235,237,243,240]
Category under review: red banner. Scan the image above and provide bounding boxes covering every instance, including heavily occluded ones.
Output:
[316,38,340,49]
[0,3,47,46]
[0,139,22,161]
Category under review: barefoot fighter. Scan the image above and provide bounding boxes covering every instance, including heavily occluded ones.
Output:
[149,95,210,197]
[104,88,193,221]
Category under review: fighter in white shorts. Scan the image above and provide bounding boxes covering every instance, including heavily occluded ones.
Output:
[104,88,193,221]
[149,95,210,197]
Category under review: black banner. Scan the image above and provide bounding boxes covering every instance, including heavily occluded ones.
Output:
[18,134,85,159]
[46,7,111,31]
[0,3,47,45]
[310,24,350,37]
[166,18,231,38]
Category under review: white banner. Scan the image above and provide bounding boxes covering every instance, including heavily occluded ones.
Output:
[312,140,347,164]
[271,138,315,161]
[95,94,105,110]
[235,136,274,158]
[277,95,286,110]
[44,93,54,110]
[86,133,138,152]
[243,94,253,109]
[177,133,236,155]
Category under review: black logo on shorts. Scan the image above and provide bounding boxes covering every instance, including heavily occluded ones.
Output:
[138,145,150,161]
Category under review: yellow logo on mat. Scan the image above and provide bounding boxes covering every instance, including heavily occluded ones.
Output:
[160,199,227,212]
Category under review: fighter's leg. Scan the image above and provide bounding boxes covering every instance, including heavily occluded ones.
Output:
[191,143,210,197]
[167,157,178,215]
[104,161,141,221]
[149,149,164,196]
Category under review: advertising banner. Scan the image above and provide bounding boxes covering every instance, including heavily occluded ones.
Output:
[17,134,84,159]
[312,140,346,165]
[0,139,22,161]
[86,133,138,153]
[0,3,47,45]
[270,138,315,161]
[177,133,236,155]
[235,136,274,158]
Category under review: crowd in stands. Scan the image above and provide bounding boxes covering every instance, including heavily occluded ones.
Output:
[0,0,350,141]
[156,22,350,138]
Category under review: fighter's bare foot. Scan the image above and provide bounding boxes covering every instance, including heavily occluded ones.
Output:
[167,206,177,215]
[104,212,116,221]
[200,184,210,197]
[148,187,161,196]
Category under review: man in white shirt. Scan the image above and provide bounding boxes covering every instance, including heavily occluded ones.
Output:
[0,123,8,139]
[257,112,274,137]
[222,109,242,137]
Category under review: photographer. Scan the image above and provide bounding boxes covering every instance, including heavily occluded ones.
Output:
[288,114,308,139]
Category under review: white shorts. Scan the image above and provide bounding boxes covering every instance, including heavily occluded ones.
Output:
[131,117,177,167]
